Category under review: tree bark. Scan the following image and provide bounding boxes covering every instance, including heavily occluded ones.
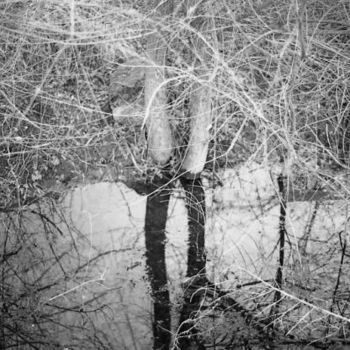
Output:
[144,0,174,165]
[181,82,211,177]
[181,2,212,178]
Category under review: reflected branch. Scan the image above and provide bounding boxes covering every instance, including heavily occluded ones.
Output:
[270,173,287,319]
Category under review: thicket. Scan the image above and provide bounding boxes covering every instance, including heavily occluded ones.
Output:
[0,0,349,348]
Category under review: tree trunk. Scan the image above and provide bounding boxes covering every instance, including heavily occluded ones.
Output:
[181,2,213,178]
[144,0,174,165]
[181,82,211,177]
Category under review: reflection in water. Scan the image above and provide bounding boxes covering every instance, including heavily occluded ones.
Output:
[270,173,287,318]
[177,178,207,350]
[142,176,208,350]
[1,165,348,349]
[144,176,172,350]
[180,178,206,278]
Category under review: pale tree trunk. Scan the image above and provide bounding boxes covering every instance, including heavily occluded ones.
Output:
[181,82,211,177]
[144,0,174,165]
[181,1,213,178]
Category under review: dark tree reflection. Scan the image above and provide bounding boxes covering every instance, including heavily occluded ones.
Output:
[177,177,207,350]
[136,175,207,350]
[144,176,172,350]
[180,177,206,278]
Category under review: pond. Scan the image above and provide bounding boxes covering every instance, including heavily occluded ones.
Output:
[1,163,349,349]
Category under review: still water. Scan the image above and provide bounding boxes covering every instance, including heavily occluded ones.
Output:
[2,163,348,349]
